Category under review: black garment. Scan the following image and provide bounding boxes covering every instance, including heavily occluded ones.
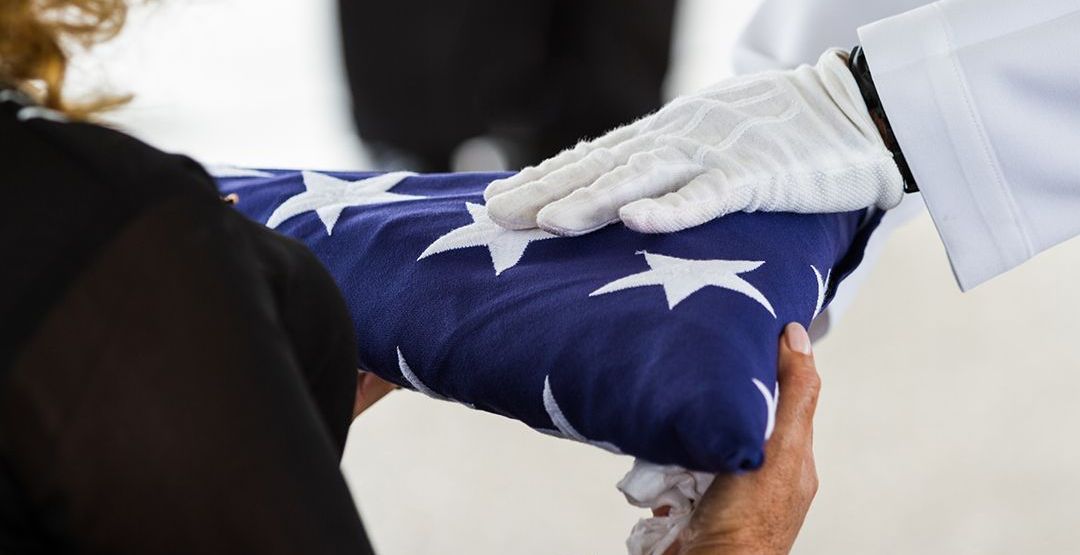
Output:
[338,0,677,171]
[0,94,374,554]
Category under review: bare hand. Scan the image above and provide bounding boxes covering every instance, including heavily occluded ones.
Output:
[352,370,398,419]
[671,322,821,555]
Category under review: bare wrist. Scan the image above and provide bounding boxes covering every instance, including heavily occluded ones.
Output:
[680,537,789,555]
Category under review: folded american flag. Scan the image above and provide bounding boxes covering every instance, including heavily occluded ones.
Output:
[218,169,878,472]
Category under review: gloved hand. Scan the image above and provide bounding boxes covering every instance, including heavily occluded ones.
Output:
[483,50,905,236]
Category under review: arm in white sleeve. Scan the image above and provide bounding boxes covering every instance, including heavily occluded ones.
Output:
[732,0,934,331]
[860,0,1080,290]
[734,0,932,73]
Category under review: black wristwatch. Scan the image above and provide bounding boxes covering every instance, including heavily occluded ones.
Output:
[847,46,919,193]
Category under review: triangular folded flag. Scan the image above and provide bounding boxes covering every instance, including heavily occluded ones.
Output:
[220,170,878,472]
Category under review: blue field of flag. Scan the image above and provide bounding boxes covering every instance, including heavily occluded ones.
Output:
[219,169,878,472]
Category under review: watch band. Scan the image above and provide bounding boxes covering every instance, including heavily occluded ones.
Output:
[848,46,919,194]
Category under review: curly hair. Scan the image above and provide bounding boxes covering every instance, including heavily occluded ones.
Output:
[0,0,129,117]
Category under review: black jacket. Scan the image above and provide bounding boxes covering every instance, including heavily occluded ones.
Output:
[0,92,374,554]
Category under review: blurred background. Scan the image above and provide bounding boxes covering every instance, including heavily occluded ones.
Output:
[77,0,1080,552]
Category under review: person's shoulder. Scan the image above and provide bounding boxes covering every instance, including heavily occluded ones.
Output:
[0,96,226,370]
[0,100,219,209]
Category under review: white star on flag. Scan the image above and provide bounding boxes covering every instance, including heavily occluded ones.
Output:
[418,202,561,275]
[811,265,831,319]
[206,165,275,179]
[541,375,623,454]
[752,378,779,440]
[266,171,422,235]
[590,251,776,316]
[397,347,474,408]
[396,347,446,400]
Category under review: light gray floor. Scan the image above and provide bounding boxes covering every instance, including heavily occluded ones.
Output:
[89,0,1080,552]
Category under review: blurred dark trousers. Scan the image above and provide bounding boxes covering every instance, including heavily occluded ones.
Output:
[338,0,678,171]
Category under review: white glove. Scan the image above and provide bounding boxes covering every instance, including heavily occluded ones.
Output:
[483,50,905,235]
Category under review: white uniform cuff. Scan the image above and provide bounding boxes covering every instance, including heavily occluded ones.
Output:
[857,4,1034,291]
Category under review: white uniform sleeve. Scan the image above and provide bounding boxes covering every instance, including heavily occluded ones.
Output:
[733,0,931,73]
[860,0,1080,290]
[732,0,934,334]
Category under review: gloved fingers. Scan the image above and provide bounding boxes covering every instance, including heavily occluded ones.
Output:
[866,159,906,210]
[482,119,647,202]
[619,171,751,234]
[483,142,590,202]
[766,157,904,214]
[536,148,703,236]
[485,149,620,229]
[486,134,657,230]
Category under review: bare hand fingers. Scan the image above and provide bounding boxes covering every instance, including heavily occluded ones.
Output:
[768,323,820,455]
[353,371,399,419]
